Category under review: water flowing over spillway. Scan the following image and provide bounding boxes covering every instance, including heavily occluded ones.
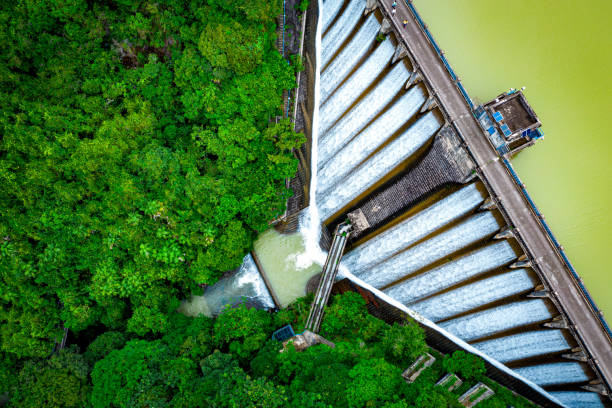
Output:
[551,391,608,408]
[318,61,410,161]
[354,211,501,288]
[473,330,571,363]
[384,240,518,303]
[320,0,364,67]
[317,86,426,194]
[342,183,486,272]
[408,268,536,322]
[320,13,381,103]
[514,362,590,387]
[439,299,553,342]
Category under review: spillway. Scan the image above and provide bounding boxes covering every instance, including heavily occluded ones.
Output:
[355,211,501,289]
[473,330,571,363]
[319,112,441,220]
[321,0,344,32]
[342,183,486,273]
[409,269,536,322]
[550,392,606,408]
[321,0,365,68]
[320,13,381,103]
[384,241,518,303]
[514,362,591,387]
[317,86,426,194]
[439,299,553,342]
[320,37,394,118]
[318,61,410,163]
[216,1,611,405]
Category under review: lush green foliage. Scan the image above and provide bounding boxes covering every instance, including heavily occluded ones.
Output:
[0,0,303,358]
[442,350,487,381]
[4,293,538,407]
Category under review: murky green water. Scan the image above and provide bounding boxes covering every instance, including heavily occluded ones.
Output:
[253,229,322,308]
[415,0,612,317]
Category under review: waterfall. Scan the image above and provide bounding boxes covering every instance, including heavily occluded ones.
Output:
[179,253,275,317]
[318,61,409,161]
[409,269,536,322]
[321,13,381,103]
[439,299,553,342]
[297,0,327,269]
[549,392,606,408]
[343,183,485,272]
[514,362,590,387]
[473,330,571,363]
[321,0,366,68]
[320,39,395,129]
[384,241,517,304]
[317,86,425,194]
[355,211,501,289]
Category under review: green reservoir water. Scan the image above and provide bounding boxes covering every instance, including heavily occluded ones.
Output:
[414,0,612,317]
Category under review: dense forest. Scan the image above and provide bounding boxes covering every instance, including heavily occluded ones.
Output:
[2,291,537,407]
[0,0,305,363]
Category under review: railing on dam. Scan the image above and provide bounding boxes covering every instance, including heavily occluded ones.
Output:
[402,0,612,341]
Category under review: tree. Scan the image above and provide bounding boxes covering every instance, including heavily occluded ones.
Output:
[90,340,178,408]
[442,351,486,380]
[380,320,427,365]
[10,347,90,408]
[213,303,272,359]
[346,358,402,408]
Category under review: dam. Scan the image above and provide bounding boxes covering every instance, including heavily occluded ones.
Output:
[183,0,612,407]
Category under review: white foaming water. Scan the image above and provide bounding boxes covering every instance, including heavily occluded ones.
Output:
[321,0,344,33]
[385,241,517,304]
[297,0,327,269]
[317,86,425,194]
[473,330,571,364]
[409,269,536,322]
[514,362,590,387]
[319,39,395,130]
[439,299,553,342]
[321,0,366,68]
[179,253,275,317]
[321,13,380,103]
[549,391,606,408]
[318,61,409,163]
[318,112,440,220]
[355,211,501,288]
[343,183,485,272]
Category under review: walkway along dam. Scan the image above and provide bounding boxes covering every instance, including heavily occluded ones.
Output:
[194,1,612,407]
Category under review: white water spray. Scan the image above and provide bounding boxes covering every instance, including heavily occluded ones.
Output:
[297,0,327,269]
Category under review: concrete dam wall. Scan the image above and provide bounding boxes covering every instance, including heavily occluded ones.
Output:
[196,1,611,407]
[309,0,611,406]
